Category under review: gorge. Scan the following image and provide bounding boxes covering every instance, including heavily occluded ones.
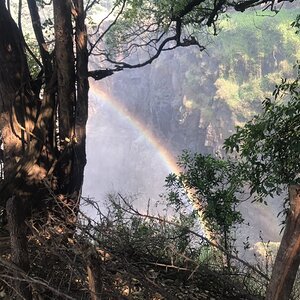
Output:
[84,7,299,251]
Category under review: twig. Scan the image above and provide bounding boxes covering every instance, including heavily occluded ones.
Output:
[0,257,76,300]
[117,194,270,281]
[147,262,189,272]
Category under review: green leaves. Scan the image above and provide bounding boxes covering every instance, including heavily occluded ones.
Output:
[167,62,300,247]
[166,151,243,237]
[291,14,300,34]
[224,66,300,201]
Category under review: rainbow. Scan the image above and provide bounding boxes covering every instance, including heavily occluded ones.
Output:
[89,81,209,237]
[89,81,181,175]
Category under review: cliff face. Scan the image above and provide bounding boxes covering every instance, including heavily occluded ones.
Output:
[98,9,299,157]
[99,50,218,156]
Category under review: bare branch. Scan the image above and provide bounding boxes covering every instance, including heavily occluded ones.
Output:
[233,0,294,12]
[27,0,52,78]
[0,273,76,300]
[88,0,126,56]
[116,193,270,281]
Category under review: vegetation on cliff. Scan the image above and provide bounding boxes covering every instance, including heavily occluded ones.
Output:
[183,8,300,126]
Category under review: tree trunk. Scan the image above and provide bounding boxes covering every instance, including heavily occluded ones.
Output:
[0,5,34,297]
[6,196,32,300]
[27,0,52,80]
[72,0,89,201]
[0,0,89,294]
[0,0,30,177]
[53,0,76,196]
[265,185,300,300]
[0,2,55,296]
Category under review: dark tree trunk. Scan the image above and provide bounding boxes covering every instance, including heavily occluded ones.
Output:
[0,1,69,297]
[0,5,32,298]
[6,196,32,299]
[72,0,89,199]
[53,0,76,197]
[0,0,89,294]
[266,185,300,300]
[0,0,54,204]
[0,0,29,176]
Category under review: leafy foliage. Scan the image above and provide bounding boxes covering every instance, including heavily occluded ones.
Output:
[182,8,300,124]
[166,58,300,267]
[224,66,300,202]
[165,151,243,246]
[291,14,300,34]
[95,0,290,68]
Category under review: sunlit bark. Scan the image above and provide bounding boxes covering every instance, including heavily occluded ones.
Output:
[0,3,35,298]
[0,0,88,296]
[266,185,300,300]
[0,0,29,176]
[72,0,89,200]
[86,251,103,300]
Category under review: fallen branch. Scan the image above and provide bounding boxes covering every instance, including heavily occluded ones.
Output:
[117,193,270,281]
[0,257,76,300]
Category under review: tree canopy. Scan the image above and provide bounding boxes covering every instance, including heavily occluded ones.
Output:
[86,0,298,71]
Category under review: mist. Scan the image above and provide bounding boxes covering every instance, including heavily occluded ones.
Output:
[83,57,283,254]
[82,8,300,250]
[83,79,173,212]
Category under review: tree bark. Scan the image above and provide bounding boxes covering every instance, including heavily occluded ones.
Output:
[6,196,32,300]
[53,0,76,196]
[0,3,89,296]
[0,4,53,297]
[86,252,102,300]
[265,185,300,300]
[71,0,89,201]
[0,0,30,177]
[27,0,52,80]
[0,0,44,205]
[0,0,41,249]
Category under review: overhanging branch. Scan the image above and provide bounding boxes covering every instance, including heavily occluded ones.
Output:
[233,0,294,12]
[88,69,114,80]
[99,35,205,72]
